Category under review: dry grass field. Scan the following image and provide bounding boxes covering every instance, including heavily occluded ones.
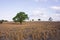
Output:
[0,21,60,40]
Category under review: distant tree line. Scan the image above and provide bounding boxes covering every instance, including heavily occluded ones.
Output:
[31,17,53,21]
[0,20,8,24]
[0,11,53,24]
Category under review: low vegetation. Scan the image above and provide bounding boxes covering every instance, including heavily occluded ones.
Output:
[0,21,60,40]
[0,20,4,24]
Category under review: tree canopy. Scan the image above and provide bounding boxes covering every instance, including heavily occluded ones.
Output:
[13,12,29,24]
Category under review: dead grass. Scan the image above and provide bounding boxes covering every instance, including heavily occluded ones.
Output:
[0,21,60,40]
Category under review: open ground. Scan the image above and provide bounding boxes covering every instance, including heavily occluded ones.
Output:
[0,21,60,40]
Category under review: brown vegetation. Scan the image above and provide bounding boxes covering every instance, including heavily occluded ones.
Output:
[0,21,60,40]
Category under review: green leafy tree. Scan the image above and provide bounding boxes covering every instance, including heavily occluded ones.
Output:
[13,12,29,24]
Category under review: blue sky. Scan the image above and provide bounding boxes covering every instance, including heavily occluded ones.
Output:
[0,0,60,21]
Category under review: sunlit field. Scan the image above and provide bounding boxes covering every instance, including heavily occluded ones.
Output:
[0,21,60,40]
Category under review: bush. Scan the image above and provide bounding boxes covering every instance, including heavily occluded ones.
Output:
[38,19,41,21]
[0,20,4,24]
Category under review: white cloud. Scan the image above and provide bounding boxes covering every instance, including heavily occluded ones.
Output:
[35,0,39,2]
[53,0,59,2]
[51,14,60,21]
[50,6,60,10]
[34,0,59,2]
[50,6,60,14]
[49,6,60,21]
[29,8,60,21]
[29,8,50,21]
[34,0,47,2]
[31,8,47,16]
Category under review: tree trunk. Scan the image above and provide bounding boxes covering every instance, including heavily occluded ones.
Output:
[20,21,22,25]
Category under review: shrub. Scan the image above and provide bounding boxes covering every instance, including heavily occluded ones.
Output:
[0,20,4,24]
